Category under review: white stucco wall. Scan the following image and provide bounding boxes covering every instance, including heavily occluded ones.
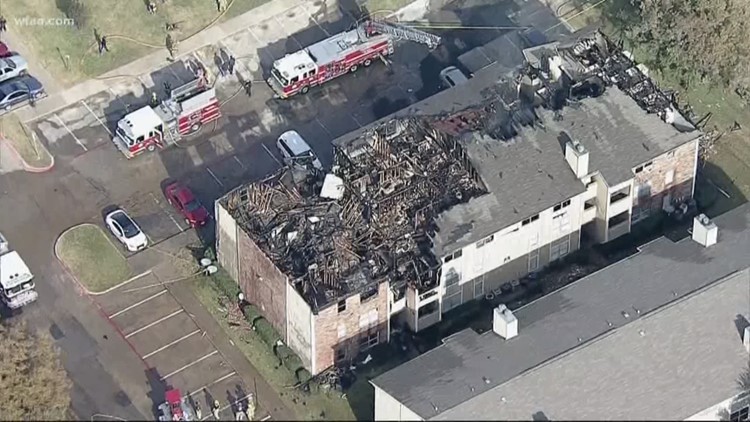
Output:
[440,192,585,286]
[374,384,424,421]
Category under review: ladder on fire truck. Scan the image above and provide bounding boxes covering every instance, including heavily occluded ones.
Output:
[365,19,442,49]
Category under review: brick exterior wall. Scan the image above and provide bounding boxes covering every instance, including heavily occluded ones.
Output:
[237,229,288,337]
[632,138,699,221]
[312,281,389,373]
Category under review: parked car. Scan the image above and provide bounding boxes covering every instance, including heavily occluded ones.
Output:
[277,130,323,171]
[164,181,210,228]
[0,75,45,111]
[0,42,12,58]
[0,55,28,83]
[105,209,148,252]
[439,66,469,88]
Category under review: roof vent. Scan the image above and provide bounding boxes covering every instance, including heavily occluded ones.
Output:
[493,304,518,340]
[692,214,718,247]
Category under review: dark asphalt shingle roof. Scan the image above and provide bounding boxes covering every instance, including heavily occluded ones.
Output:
[334,49,700,258]
[372,204,750,419]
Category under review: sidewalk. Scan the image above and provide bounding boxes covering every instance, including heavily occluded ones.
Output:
[14,0,339,123]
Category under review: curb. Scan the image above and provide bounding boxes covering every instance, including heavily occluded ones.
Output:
[1,136,55,173]
[54,223,152,369]
[54,223,133,296]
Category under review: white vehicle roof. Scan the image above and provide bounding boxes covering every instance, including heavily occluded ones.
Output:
[273,50,316,79]
[0,251,32,290]
[1,54,28,70]
[118,106,163,140]
[278,130,312,156]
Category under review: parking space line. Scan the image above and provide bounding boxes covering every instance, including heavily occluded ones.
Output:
[161,350,219,380]
[246,27,277,64]
[314,117,334,137]
[260,416,271,421]
[304,6,331,37]
[125,309,183,338]
[149,192,185,233]
[233,156,246,169]
[350,113,364,128]
[80,100,112,136]
[143,328,201,359]
[273,15,304,50]
[54,113,87,151]
[188,371,237,398]
[110,289,168,318]
[261,144,283,167]
[206,167,224,187]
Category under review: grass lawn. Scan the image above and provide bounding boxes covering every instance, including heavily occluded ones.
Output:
[56,224,132,293]
[0,114,53,169]
[4,0,270,86]
[191,275,389,421]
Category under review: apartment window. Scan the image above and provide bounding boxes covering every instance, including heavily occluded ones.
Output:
[608,211,630,228]
[522,214,540,226]
[444,269,460,288]
[418,301,438,318]
[610,187,630,203]
[634,161,653,174]
[730,406,749,422]
[359,310,378,330]
[552,212,570,235]
[528,248,540,272]
[473,278,484,298]
[553,199,571,212]
[476,234,494,248]
[549,235,570,262]
[665,169,675,186]
[442,290,463,312]
[335,348,346,363]
[337,299,346,313]
[443,249,463,263]
[359,331,379,350]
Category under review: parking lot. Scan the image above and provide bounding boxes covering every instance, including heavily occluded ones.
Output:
[94,269,269,421]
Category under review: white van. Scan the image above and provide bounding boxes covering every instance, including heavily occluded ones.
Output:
[439,66,469,88]
[276,130,323,170]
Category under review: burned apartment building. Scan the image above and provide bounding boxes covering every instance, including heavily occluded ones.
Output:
[215,29,703,374]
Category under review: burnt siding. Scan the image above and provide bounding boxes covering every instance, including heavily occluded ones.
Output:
[313,281,389,374]
[237,229,288,337]
[633,138,698,215]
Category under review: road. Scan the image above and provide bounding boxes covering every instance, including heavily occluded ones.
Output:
[0,0,567,418]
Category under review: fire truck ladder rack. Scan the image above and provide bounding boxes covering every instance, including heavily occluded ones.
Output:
[170,77,205,102]
[366,19,442,49]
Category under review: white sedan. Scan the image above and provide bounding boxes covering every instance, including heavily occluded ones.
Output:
[0,55,28,83]
[105,209,148,252]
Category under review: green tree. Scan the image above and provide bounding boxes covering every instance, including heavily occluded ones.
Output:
[0,322,72,420]
[629,0,750,88]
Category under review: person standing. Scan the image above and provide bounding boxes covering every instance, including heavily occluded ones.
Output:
[227,55,236,76]
[99,36,109,55]
[0,16,7,34]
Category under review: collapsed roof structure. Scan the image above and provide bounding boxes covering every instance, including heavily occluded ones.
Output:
[219,28,701,312]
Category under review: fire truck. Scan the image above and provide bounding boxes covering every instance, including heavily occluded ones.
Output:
[112,76,220,159]
[267,19,441,99]
[157,389,196,421]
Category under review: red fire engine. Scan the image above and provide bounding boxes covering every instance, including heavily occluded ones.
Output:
[112,76,220,159]
[267,19,441,99]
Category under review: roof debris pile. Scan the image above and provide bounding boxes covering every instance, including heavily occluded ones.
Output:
[221,119,487,311]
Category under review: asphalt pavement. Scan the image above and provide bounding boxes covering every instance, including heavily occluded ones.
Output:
[0,0,569,418]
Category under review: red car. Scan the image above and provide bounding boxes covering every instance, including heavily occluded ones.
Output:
[164,182,210,227]
[0,42,11,58]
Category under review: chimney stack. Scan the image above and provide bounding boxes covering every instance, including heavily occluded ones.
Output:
[493,304,518,340]
[565,138,589,179]
[692,214,718,247]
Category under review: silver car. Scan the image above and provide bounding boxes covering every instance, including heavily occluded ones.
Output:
[0,55,28,83]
